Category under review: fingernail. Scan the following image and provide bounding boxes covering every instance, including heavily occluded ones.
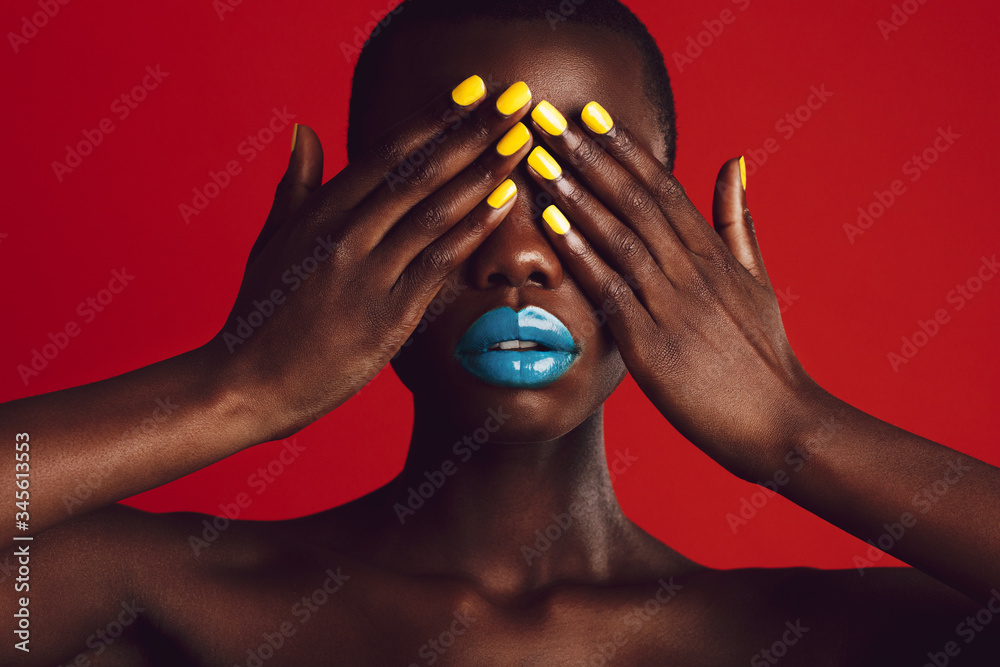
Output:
[739,155,747,191]
[497,81,532,116]
[581,102,613,134]
[543,205,571,235]
[531,100,567,136]
[452,75,486,107]
[497,123,531,157]
[528,146,562,180]
[487,179,517,209]
[290,123,299,154]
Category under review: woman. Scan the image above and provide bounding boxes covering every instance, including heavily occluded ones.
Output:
[3,0,999,664]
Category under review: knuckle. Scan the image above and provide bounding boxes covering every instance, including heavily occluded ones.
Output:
[374,137,408,171]
[612,230,643,262]
[652,171,682,204]
[467,159,495,187]
[616,179,656,220]
[419,245,455,276]
[561,183,589,211]
[412,200,451,234]
[566,137,604,171]
[404,157,442,191]
[597,274,631,304]
[466,115,494,145]
[612,130,642,163]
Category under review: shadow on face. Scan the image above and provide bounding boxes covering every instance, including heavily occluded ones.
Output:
[353,19,668,442]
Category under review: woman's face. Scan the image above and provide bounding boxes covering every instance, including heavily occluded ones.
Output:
[358,19,668,442]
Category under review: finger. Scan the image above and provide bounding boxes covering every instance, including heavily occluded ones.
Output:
[340,79,534,253]
[247,124,324,266]
[523,144,673,316]
[712,156,770,288]
[533,203,658,348]
[325,75,491,211]
[576,102,724,259]
[374,121,534,276]
[393,178,518,311]
[527,100,689,275]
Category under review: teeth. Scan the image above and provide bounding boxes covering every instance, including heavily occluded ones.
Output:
[488,340,541,351]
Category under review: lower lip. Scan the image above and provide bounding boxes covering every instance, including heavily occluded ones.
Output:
[456,349,578,388]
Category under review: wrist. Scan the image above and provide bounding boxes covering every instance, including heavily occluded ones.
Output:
[191,337,292,448]
[764,385,856,480]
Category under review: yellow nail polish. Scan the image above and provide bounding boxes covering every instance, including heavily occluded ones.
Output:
[532,100,567,136]
[487,179,517,209]
[290,123,299,154]
[496,81,532,116]
[739,156,747,191]
[581,101,613,134]
[452,75,486,107]
[543,205,570,235]
[528,146,562,180]
[497,123,530,157]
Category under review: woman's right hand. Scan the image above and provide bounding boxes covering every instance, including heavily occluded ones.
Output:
[208,76,534,440]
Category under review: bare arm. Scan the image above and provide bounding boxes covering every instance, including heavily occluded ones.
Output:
[517,100,1000,606]
[771,390,1000,606]
[2,77,535,543]
[1,343,262,543]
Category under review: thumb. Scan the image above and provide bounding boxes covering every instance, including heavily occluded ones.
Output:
[712,155,770,288]
[247,124,324,265]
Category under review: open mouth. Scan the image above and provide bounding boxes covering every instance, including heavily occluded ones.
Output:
[454,306,579,388]
[485,340,551,351]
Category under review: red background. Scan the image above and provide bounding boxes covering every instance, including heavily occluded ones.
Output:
[2,0,999,571]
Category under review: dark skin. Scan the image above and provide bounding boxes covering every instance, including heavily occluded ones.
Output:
[3,19,1000,666]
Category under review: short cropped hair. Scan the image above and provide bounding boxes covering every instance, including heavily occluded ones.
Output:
[346,0,677,170]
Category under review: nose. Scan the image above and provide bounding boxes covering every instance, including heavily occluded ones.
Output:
[467,176,565,290]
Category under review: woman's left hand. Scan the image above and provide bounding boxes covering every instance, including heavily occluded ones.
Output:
[525,101,822,482]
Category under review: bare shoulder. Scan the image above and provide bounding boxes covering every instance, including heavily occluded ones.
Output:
[657,565,999,666]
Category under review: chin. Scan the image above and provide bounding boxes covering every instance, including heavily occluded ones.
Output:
[391,348,626,444]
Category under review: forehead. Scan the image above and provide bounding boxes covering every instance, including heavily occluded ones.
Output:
[355,19,666,161]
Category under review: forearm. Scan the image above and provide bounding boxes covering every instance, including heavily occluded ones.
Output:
[1,342,273,541]
[771,391,1000,605]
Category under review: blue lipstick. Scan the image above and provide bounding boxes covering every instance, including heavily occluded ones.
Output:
[454,306,579,388]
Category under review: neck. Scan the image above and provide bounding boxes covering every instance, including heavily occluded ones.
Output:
[381,401,633,599]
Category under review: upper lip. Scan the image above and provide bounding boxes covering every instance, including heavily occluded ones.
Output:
[454,306,577,354]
